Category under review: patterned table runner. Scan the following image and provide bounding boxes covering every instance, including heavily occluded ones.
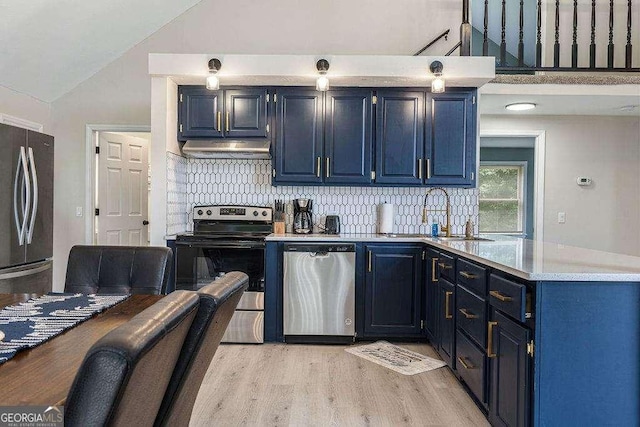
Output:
[0,293,129,364]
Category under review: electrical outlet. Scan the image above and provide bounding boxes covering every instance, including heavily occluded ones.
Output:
[76,207,83,217]
[558,212,566,224]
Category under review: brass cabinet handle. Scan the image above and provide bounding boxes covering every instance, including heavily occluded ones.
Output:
[445,291,453,319]
[225,111,230,132]
[316,157,321,178]
[326,157,330,178]
[438,262,452,270]
[490,290,513,302]
[431,258,438,282]
[487,321,498,358]
[217,111,222,131]
[426,158,431,179]
[418,158,423,179]
[460,271,478,279]
[457,356,474,370]
[368,251,372,272]
[459,308,478,319]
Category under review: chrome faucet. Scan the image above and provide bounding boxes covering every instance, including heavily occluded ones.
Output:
[422,187,452,237]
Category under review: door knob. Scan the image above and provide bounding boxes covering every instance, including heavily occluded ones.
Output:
[143,220,149,225]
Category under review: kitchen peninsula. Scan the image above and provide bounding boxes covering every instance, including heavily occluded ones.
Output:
[264,234,640,426]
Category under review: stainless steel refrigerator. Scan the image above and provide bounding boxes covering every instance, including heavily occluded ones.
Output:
[0,123,54,293]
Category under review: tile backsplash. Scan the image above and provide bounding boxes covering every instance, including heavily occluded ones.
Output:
[167,157,479,235]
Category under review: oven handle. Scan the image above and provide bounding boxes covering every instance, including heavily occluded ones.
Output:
[176,241,265,249]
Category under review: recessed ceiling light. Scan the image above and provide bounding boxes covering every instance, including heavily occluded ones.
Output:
[505,103,537,111]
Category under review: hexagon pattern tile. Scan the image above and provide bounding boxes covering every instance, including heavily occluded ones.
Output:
[166,152,188,236]
[167,155,479,235]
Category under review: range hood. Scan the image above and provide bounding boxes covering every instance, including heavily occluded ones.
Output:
[182,139,271,159]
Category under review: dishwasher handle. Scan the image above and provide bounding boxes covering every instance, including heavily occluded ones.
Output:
[283,243,355,253]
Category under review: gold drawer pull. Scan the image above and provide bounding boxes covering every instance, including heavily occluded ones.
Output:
[487,321,498,358]
[445,291,453,319]
[225,111,230,132]
[460,271,478,279]
[490,290,513,302]
[459,308,478,319]
[217,111,222,131]
[438,262,452,270]
[368,251,372,272]
[457,356,474,370]
[316,157,321,178]
[431,258,438,282]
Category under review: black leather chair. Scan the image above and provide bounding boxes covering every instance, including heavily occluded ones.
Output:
[155,272,249,427]
[64,290,199,427]
[64,245,172,295]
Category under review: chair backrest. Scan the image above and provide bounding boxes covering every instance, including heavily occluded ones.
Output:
[64,291,199,427]
[65,245,173,295]
[155,272,249,427]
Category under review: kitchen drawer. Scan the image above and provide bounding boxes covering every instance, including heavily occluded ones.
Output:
[456,329,487,405]
[489,274,526,322]
[438,253,456,282]
[457,258,487,296]
[456,285,486,347]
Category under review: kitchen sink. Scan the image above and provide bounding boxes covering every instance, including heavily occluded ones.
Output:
[382,233,430,238]
[436,235,494,242]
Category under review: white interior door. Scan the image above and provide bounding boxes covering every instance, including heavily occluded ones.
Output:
[97,132,149,246]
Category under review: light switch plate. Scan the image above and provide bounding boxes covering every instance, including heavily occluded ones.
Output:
[558,212,566,223]
[76,207,83,217]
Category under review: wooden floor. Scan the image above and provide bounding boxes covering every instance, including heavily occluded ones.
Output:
[190,342,489,426]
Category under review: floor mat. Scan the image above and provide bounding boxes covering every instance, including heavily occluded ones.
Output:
[345,340,447,375]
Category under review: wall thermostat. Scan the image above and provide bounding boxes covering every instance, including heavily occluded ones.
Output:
[577,177,592,186]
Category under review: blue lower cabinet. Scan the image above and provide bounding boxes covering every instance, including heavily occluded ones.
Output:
[424,248,440,344]
[438,278,456,368]
[363,245,423,337]
[489,308,531,427]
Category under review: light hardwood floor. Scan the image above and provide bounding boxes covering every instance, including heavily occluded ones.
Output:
[191,342,489,427]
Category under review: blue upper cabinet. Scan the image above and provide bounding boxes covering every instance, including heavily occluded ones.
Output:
[425,90,477,187]
[273,89,323,184]
[324,89,373,184]
[178,86,268,141]
[375,90,425,185]
[179,86,223,139]
[224,88,268,138]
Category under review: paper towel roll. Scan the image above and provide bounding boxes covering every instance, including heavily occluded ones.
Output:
[377,203,394,234]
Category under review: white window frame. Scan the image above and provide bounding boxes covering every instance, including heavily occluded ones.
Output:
[478,161,528,236]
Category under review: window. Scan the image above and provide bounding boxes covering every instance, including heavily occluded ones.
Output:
[478,163,526,234]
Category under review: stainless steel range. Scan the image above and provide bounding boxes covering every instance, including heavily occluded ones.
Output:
[175,205,272,343]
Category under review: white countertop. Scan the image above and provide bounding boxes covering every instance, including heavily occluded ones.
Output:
[266,233,640,282]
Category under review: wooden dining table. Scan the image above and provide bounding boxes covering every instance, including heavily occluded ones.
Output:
[0,293,162,406]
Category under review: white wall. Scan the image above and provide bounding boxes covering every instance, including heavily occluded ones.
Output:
[49,0,465,289]
[481,114,640,257]
[0,85,51,131]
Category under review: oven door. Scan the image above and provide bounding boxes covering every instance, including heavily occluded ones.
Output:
[175,239,265,292]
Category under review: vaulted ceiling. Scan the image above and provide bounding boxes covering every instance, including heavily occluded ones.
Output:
[0,0,202,102]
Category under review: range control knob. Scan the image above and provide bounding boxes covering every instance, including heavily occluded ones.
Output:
[253,210,259,217]
[197,209,203,215]
[262,211,268,217]
[206,210,212,216]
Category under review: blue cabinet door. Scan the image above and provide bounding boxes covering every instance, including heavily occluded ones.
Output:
[178,86,223,140]
[375,90,424,185]
[438,277,456,368]
[224,88,268,138]
[324,89,373,184]
[424,248,440,344]
[363,245,423,337]
[425,91,476,187]
[273,89,323,184]
[489,309,531,427]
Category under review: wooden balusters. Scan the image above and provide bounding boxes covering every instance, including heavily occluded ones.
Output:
[536,0,542,67]
[609,0,615,67]
[500,0,507,65]
[572,0,579,67]
[554,0,561,67]
[626,0,633,68]
[483,0,489,56]
[518,0,525,66]
[591,0,597,68]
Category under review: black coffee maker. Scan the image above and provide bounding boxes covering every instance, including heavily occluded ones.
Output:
[293,199,313,234]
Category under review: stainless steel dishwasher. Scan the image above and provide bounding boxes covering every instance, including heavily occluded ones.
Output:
[283,243,356,343]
